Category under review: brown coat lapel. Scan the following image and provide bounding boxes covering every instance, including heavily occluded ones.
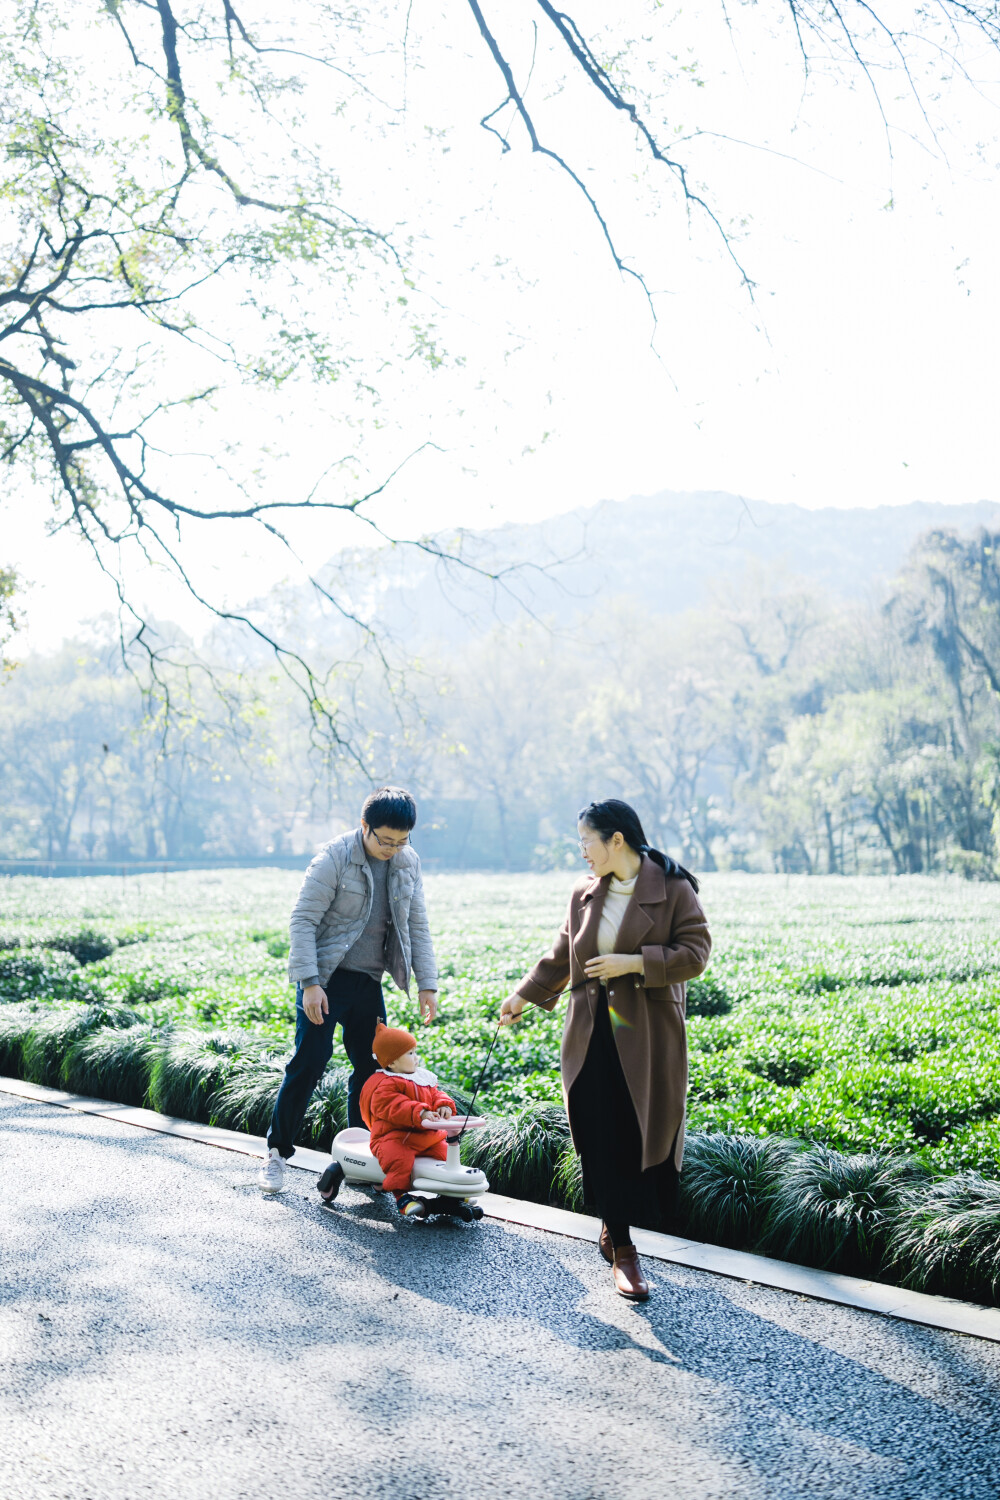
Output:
[572,875,606,969]
[613,855,660,957]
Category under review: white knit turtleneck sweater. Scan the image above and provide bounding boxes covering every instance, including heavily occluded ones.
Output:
[596,873,637,955]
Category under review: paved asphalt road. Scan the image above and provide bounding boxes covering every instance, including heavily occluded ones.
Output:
[2,1094,1000,1500]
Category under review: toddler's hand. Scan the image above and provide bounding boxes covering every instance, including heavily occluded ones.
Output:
[421,1109,443,1125]
[437,1106,454,1118]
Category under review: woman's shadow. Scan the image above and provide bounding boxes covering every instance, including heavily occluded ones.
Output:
[312,1184,681,1366]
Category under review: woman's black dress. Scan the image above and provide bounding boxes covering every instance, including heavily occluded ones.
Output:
[568,986,679,1232]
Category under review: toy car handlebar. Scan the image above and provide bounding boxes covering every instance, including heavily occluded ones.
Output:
[434,1115,486,1137]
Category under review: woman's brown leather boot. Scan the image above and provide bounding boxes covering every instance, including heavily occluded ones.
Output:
[612,1245,650,1301]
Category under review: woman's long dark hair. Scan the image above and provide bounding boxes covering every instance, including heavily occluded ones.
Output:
[578,799,700,893]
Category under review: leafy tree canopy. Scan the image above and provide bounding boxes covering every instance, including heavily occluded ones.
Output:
[2,0,998,754]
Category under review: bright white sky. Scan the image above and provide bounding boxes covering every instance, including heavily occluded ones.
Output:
[4,0,1000,648]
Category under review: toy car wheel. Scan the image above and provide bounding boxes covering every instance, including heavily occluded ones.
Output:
[424,1196,458,1218]
[317,1162,345,1203]
[466,1202,484,1221]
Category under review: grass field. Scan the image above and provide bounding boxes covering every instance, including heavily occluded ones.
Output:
[3,868,1000,1177]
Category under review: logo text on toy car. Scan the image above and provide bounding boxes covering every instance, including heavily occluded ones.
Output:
[344,1157,368,1167]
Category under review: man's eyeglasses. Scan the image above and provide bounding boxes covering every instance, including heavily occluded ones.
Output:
[370,831,410,852]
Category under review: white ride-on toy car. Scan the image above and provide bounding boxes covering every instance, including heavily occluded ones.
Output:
[316,1115,490,1222]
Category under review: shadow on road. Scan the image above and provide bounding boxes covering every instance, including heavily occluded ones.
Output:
[4,1099,1000,1500]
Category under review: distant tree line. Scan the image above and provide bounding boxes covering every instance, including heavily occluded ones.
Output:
[2,526,999,876]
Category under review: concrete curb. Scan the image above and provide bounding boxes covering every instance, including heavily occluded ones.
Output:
[4,1072,1000,1345]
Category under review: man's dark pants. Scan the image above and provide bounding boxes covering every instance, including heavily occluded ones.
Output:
[267,967,386,1157]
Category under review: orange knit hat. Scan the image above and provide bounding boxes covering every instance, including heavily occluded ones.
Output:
[372,1020,417,1067]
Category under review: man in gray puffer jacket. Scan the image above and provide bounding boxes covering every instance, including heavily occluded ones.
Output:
[260,786,439,1194]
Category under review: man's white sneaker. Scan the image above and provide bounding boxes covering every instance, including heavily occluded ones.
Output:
[260,1148,286,1194]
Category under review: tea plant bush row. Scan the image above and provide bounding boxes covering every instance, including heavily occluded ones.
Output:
[4,869,1000,1177]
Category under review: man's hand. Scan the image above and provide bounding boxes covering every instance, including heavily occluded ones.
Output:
[418,989,438,1024]
[583,954,644,983]
[499,994,526,1026]
[302,984,329,1025]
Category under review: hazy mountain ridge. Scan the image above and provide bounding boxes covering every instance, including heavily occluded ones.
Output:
[316,491,1000,644]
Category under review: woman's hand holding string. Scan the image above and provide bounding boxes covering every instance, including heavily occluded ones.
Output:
[499,994,526,1027]
[584,953,645,982]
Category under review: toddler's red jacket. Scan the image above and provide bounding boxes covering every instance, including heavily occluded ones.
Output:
[359,1070,458,1193]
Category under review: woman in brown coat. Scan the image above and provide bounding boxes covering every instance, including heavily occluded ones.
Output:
[500,799,711,1302]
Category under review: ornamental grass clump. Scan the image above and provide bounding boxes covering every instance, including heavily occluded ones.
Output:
[19,1003,140,1088]
[210,1054,287,1137]
[888,1172,1000,1304]
[0,1001,41,1074]
[302,1068,350,1150]
[760,1144,930,1276]
[61,1022,168,1107]
[552,1143,584,1212]
[147,1029,250,1123]
[679,1133,797,1250]
[460,1103,571,1201]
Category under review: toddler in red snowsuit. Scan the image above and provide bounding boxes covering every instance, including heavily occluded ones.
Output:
[359,1021,458,1218]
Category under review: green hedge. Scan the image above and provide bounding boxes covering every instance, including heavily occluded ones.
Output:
[1,1002,350,1153]
[2,1001,999,1307]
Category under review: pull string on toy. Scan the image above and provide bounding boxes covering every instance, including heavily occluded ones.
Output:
[456,1018,502,1145]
